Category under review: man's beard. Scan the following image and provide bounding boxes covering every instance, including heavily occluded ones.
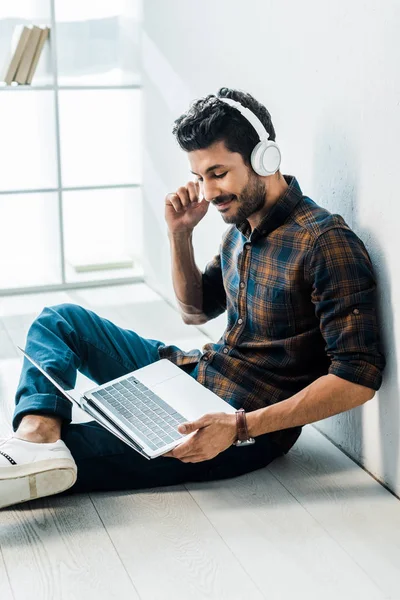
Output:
[214,173,266,225]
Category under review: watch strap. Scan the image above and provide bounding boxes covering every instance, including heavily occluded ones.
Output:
[234,408,255,446]
[236,408,249,441]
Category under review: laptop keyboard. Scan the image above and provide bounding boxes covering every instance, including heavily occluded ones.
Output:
[91,376,186,451]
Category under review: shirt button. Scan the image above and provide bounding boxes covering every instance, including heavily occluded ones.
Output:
[239,282,245,289]
[238,318,243,325]
[223,347,229,354]
[353,309,360,315]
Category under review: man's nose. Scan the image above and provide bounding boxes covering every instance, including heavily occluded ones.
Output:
[202,180,220,203]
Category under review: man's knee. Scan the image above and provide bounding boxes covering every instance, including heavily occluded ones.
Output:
[28,304,89,339]
[37,303,87,324]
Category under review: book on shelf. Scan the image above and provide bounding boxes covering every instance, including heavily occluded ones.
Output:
[14,25,43,84]
[3,24,50,86]
[26,27,50,85]
[3,25,31,85]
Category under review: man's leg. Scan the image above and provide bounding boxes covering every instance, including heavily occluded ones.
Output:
[1,302,284,506]
[61,419,284,494]
[13,303,166,433]
[1,303,168,508]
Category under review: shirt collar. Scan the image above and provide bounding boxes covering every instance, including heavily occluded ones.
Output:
[237,175,303,241]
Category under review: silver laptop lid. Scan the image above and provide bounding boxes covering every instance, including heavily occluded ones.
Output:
[17,346,82,408]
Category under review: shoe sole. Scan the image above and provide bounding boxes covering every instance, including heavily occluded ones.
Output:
[0,458,77,509]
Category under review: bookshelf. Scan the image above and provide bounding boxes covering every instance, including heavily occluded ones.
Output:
[0,0,143,295]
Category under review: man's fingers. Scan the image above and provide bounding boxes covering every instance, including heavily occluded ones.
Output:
[165,181,207,215]
[195,180,201,195]
[178,414,210,434]
[171,446,192,460]
[176,186,191,208]
[166,183,201,212]
[187,181,199,203]
[165,192,184,213]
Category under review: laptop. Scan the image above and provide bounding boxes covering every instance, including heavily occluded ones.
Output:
[18,347,236,460]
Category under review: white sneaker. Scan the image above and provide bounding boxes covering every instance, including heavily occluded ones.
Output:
[0,436,77,509]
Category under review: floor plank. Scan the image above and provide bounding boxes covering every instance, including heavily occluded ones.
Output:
[0,550,13,600]
[268,426,400,599]
[0,291,80,354]
[0,291,75,318]
[186,433,386,600]
[91,486,266,600]
[115,300,203,341]
[0,358,20,437]
[71,283,161,307]
[0,495,139,600]
[0,330,18,360]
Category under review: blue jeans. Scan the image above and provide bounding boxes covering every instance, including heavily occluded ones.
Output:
[13,304,284,493]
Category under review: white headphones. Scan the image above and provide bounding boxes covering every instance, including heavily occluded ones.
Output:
[218,97,281,176]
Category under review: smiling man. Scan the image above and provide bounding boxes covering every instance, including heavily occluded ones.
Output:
[0,88,385,508]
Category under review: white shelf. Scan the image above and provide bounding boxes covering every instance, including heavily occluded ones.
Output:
[0,85,54,91]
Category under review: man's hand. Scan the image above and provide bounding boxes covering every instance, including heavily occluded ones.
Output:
[163,412,237,463]
[165,181,209,235]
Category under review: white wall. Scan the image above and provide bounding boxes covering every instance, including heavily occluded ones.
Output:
[142,0,400,495]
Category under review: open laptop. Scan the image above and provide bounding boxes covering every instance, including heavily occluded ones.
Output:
[18,347,236,460]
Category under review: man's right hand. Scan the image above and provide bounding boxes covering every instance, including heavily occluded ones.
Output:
[165,181,210,234]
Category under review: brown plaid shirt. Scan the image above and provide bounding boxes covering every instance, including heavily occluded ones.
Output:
[159,176,385,450]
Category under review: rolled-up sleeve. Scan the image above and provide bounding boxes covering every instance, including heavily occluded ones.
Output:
[308,226,385,390]
[202,252,227,320]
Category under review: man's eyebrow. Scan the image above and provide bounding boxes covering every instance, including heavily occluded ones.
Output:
[190,164,227,176]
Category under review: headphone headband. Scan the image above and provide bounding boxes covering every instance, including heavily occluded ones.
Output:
[218,97,270,142]
[217,96,281,176]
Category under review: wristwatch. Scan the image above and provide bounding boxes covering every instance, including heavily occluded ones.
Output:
[233,408,255,446]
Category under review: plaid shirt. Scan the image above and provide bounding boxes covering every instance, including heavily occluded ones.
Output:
[159,176,385,450]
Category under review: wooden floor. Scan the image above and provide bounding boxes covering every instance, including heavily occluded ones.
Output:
[0,283,399,600]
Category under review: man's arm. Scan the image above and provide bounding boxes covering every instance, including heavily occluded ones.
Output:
[165,181,227,325]
[169,231,227,324]
[168,230,208,325]
[165,374,375,463]
[246,374,374,437]
[165,181,210,325]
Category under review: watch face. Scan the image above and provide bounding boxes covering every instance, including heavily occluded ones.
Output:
[234,438,255,446]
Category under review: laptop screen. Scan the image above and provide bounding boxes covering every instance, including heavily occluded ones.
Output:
[17,346,78,406]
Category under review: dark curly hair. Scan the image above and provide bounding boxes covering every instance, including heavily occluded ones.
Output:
[172,87,276,166]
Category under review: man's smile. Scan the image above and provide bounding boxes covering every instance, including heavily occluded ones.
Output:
[214,196,236,210]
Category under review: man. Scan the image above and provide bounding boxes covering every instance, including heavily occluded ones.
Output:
[0,88,385,509]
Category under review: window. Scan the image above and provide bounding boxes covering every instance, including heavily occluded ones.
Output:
[0,0,143,293]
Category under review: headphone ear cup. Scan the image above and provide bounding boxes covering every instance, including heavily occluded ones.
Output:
[251,141,281,176]
[250,142,267,176]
